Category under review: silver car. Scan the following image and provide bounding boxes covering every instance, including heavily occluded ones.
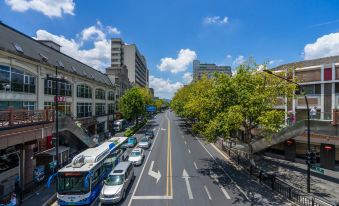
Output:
[100,162,134,204]
[138,136,151,149]
[128,148,144,166]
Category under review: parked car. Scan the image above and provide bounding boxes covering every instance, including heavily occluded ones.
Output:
[138,136,151,149]
[145,130,154,139]
[100,162,134,204]
[121,136,137,149]
[128,148,144,166]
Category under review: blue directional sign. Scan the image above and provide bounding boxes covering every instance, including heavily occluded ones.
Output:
[146,105,157,112]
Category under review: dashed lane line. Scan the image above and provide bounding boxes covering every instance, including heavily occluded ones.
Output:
[193,161,198,170]
[204,185,212,200]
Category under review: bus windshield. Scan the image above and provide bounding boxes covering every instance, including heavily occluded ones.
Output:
[57,172,89,195]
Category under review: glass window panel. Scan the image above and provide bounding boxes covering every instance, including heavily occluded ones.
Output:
[11,73,24,92]
[0,65,10,72]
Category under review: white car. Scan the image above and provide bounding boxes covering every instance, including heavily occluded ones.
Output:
[128,148,144,166]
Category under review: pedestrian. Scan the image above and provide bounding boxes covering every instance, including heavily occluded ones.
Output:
[8,193,17,206]
[310,107,317,119]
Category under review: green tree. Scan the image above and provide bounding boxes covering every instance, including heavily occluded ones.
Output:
[118,87,145,124]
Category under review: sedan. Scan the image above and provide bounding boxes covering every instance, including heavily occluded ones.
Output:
[128,148,144,166]
[122,136,137,148]
[138,137,151,149]
[145,130,154,139]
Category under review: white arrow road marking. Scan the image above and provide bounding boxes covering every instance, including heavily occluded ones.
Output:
[161,128,167,131]
[204,185,212,200]
[182,169,193,199]
[148,161,161,184]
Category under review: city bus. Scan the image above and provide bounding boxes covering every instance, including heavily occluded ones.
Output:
[53,136,127,205]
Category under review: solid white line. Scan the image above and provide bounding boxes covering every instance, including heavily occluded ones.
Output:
[184,140,187,145]
[132,195,172,200]
[188,148,191,154]
[220,185,231,199]
[204,185,212,200]
[127,125,162,206]
[193,161,198,170]
[196,137,249,201]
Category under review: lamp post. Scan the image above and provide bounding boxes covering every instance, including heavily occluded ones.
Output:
[263,69,311,193]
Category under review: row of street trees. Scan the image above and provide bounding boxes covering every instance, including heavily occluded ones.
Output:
[171,60,297,143]
[118,86,167,124]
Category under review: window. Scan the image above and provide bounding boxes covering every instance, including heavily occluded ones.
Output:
[71,66,77,73]
[0,65,36,93]
[45,102,71,115]
[95,89,105,99]
[111,48,120,51]
[0,101,35,111]
[77,103,92,118]
[12,42,23,53]
[57,60,64,68]
[112,53,119,56]
[302,84,321,95]
[107,103,114,115]
[95,103,105,116]
[77,85,92,98]
[112,59,119,62]
[108,91,114,101]
[44,79,71,96]
[39,53,48,62]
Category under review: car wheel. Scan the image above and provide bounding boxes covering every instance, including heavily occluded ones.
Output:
[122,189,126,200]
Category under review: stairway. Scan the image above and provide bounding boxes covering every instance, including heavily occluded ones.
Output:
[53,114,96,148]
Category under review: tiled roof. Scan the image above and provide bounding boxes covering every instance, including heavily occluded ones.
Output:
[0,22,113,86]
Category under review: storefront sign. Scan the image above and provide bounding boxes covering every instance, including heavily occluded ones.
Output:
[54,96,66,102]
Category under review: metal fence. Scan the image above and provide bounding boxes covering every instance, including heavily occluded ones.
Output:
[216,139,335,206]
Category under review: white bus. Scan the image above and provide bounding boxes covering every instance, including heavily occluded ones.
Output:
[52,137,127,205]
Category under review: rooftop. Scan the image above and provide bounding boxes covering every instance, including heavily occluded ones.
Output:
[0,22,113,86]
[273,55,339,71]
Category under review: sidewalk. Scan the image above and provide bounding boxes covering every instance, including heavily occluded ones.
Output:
[21,182,56,206]
[255,153,339,204]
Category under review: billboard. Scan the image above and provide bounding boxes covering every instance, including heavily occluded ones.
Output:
[146,105,157,112]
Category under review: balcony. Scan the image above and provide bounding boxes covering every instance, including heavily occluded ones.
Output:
[0,109,54,129]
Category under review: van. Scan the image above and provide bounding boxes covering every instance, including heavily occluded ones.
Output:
[99,162,134,204]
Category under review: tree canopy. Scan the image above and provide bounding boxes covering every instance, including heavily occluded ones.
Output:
[171,60,296,143]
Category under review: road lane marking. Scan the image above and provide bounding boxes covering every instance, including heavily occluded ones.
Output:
[220,185,231,199]
[166,113,173,197]
[148,161,161,184]
[184,140,187,145]
[204,185,212,200]
[127,126,162,206]
[196,137,249,201]
[193,161,198,170]
[132,196,172,200]
[210,172,231,199]
[182,169,193,199]
[188,148,191,154]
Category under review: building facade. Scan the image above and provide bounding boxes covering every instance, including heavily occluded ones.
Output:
[0,23,117,198]
[272,56,339,164]
[111,38,149,88]
[193,60,232,80]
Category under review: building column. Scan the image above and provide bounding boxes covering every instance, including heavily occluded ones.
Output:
[72,83,77,118]
[332,64,336,112]
[321,65,325,120]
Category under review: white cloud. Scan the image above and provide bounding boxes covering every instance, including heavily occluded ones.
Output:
[157,49,197,73]
[227,54,232,59]
[149,76,183,99]
[107,26,121,35]
[268,59,283,67]
[204,16,228,25]
[5,0,75,18]
[35,22,120,72]
[233,55,245,66]
[183,72,193,83]
[304,32,339,60]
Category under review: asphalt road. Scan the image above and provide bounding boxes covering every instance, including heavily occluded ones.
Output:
[92,110,291,206]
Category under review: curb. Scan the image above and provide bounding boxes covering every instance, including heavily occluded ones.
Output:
[42,193,57,206]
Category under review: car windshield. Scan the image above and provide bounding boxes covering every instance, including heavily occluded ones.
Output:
[140,137,148,142]
[131,151,141,156]
[105,175,124,186]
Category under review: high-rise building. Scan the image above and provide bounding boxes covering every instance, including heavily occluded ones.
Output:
[193,60,232,80]
[111,38,149,88]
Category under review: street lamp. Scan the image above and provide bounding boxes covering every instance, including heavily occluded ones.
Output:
[263,69,311,193]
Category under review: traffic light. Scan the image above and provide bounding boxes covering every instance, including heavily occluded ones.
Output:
[305,151,317,165]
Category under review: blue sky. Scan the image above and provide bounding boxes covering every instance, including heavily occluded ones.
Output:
[2,0,339,98]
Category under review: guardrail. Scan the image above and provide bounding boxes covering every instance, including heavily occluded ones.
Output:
[216,139,335,206]
[0,109,54,129]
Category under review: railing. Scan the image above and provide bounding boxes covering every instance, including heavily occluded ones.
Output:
[216,139,335,206]
[0,109,54,129]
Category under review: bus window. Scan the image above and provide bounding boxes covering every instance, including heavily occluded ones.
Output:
[58,172,89,195]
